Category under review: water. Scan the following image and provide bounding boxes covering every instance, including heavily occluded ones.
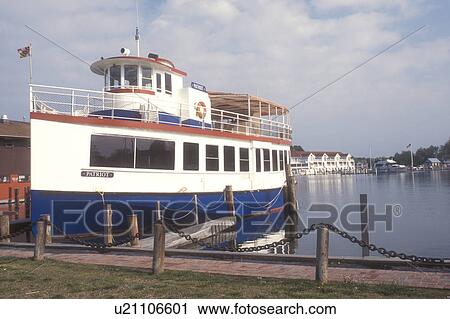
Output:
[240,171,450,258]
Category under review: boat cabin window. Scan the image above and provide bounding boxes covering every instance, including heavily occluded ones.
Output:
[206,145,219,171]
[263,149,270,171]
[142,66,152,88]
[272,150,278,171]
[183,142,199,171]
[256,148,261,172]
[109,65,121,88]
[90,135,134,168]
[240,148,250,172]
[124,65,138,87]
[224,146,235,172]
[156,73,162,92]
[279,150,284,171]
[165,73,172,95]
[136,139,175,170]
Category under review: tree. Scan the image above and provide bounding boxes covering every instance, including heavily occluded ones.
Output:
[415,145,439,165]
[291,145,304,152]
[438,138,450,161]
[393,151,412,166]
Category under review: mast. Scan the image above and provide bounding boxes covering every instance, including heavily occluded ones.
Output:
[135,0,140,56]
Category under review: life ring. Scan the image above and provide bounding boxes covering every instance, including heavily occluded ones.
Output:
[195,101,207,119]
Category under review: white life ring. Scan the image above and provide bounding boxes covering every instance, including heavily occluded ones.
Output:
[195,101,207,119]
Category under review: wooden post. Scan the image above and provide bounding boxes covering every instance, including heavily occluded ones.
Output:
[0,214,10,243]
[194,194,199,225]
[41,214,52,244]
[224,185,235,217]
[104,204,113,246]
[25,187,31,218]
[284,164,298,213]
[315,226,329,284]
[128,213,140,247]
[152,201,165,275]
[8,187,12,211]
[360,194,370,257]
[14,188,19,213]
[34,219,46,261]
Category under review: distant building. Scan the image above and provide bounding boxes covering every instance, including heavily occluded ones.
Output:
[291,151,355,175]
[424,158,442,170]
[0,118,30,179]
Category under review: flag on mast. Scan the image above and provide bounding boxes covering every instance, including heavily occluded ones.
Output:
[18,46,31,58]
[406,144,411,149]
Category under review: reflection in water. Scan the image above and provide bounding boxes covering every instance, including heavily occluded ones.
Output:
[237,171,450,257]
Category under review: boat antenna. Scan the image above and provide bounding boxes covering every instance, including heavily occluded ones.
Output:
[135,0,140,57]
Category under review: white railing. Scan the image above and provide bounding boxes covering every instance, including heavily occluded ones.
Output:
[30,84,292,140]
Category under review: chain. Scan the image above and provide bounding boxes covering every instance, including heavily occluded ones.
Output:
[171,225,235,251]
[171,222,445,264]
[321,223,444,264]
[51,222,141,251]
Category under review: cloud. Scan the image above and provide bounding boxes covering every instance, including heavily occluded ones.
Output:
[0,0,448,155]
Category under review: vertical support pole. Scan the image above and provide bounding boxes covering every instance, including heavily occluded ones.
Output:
[34,219,46,261]
[8,187,12,211]
[25,187,31,243]
[360,194,370,257]
[285,163,298,213]
[315,226,329,284]
[194,194,199,225]
[128,213,140,247]
[41,214,52,244]
[152,201,165,275]
[14,188,19,213]
[0,214,10,243]
[224,185,235,217]
[104,204,113,246]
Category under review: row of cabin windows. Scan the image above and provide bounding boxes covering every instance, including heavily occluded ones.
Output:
[105,65,172,94]
[90,135,288,172]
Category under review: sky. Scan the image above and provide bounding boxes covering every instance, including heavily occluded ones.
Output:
[0,0,449,156]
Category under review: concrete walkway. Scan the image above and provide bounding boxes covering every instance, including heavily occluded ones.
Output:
[0,247,449,290]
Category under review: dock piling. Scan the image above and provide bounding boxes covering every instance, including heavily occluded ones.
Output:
[152,201,165,275]
[128,213,140,247]
[0,214,10,243]
[41,214,52,244]
[315,226,329,284]
[34,218,46,261]
[224,185,235,217]
[360,194,370,257]
[104,204,113,246]
[14,188,19,213]
[8,187,12,211]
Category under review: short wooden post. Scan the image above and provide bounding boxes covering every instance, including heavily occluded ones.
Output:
[315,226,329,284]
[194,194,199,225]
[25,187,31,218]
[285,164,298,213]
[41,214,52,244]
[360,194,370,257]
[0,214,11,243]
[224,185,235,217]
[8,187,12,211]
[128,213,140,247]
[14,188,19,213]
[104,204,113,246]
[34,219,46,261]
[152,201,165,275]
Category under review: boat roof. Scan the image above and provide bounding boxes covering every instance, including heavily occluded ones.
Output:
[90,56,187,77]
[208,92,288,115]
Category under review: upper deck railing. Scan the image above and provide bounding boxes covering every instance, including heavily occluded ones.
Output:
[29,84,292,141]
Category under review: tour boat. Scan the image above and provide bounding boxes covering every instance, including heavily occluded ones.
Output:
[30,41,292,235]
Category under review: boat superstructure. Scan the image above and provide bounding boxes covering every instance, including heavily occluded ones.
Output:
[30,46,293,234]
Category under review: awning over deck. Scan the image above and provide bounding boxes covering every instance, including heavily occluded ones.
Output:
[208,92,289,117]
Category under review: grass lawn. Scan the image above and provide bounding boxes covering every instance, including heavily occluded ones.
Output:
[0,257,448,298]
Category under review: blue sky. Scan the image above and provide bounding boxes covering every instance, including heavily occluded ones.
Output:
[0,0,449,156]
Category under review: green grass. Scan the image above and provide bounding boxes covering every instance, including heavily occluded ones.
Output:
[0,257,448,298]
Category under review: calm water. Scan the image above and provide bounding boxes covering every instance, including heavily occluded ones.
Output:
[241,170,450,258]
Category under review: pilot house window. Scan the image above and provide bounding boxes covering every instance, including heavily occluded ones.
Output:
[124,65,138,86]
[156,73,162,92]
[109,65,121,88]
[165,73,172,94]
[142,67,152,88]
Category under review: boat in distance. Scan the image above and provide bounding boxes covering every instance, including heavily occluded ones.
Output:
[30,42,293,234]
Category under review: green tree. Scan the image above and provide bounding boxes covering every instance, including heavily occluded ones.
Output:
[438,138,450,161]
[415,145,439,165]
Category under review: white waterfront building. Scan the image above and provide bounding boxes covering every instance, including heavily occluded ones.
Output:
[291,151,355,175]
